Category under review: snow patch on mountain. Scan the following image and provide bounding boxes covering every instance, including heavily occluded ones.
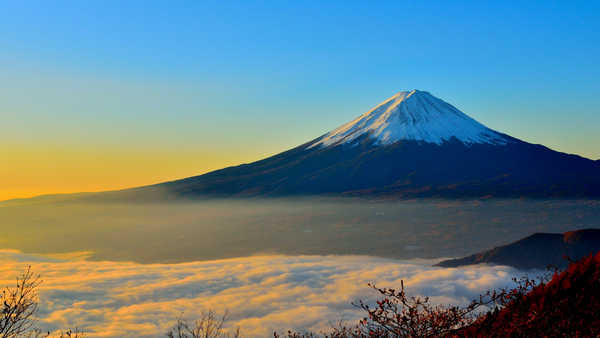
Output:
[309,90,508,148]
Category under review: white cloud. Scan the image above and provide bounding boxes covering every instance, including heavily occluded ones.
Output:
[0,250,532,337]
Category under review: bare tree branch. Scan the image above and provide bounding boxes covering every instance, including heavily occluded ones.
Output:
[0,266,42,338]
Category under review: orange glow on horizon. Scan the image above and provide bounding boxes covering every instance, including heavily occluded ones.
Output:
[0,144,266,201]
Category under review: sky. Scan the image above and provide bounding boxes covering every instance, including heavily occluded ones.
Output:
[2,1,599,200]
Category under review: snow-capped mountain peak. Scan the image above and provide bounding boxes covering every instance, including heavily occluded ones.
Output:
[309,90,508,148]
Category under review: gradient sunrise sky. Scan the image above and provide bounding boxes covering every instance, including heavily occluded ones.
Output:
[2,1,599,200]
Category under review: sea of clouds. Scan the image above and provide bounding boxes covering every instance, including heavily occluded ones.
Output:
[0,250,533,337]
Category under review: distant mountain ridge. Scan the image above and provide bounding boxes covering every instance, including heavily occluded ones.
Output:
[436,229,600,269]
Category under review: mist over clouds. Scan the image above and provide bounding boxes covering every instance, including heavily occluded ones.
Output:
[0,250,534,337]
[2,199,599,264]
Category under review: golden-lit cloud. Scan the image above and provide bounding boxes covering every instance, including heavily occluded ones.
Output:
[0,250,531,337]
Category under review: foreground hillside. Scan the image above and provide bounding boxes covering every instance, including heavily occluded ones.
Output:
[456,251,600,336]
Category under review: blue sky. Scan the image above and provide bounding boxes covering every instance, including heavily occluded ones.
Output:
[1,1,599,198]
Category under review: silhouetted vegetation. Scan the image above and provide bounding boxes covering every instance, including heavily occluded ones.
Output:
[34,329,86,338]
[0,266,40,337]
[166,310,240,338]
[0,266,84,338]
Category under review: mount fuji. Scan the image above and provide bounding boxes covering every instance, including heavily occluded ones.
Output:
[128,89,598,199]
[47,90,599,201]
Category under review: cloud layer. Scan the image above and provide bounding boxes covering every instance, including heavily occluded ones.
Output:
[0,250,530,337]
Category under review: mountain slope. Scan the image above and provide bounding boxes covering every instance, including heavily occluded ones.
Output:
[436,229,600,269]
[152,136,599,198]
[143,90,599,199]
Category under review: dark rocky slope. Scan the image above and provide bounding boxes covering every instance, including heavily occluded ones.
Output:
[437,228,600,269]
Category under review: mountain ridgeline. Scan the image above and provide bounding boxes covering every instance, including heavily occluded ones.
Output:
[145,90,600,199]
[437,229,600,269]
[15,90,600,203]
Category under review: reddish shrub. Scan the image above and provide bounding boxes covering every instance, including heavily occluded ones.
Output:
[457,252,600,337]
